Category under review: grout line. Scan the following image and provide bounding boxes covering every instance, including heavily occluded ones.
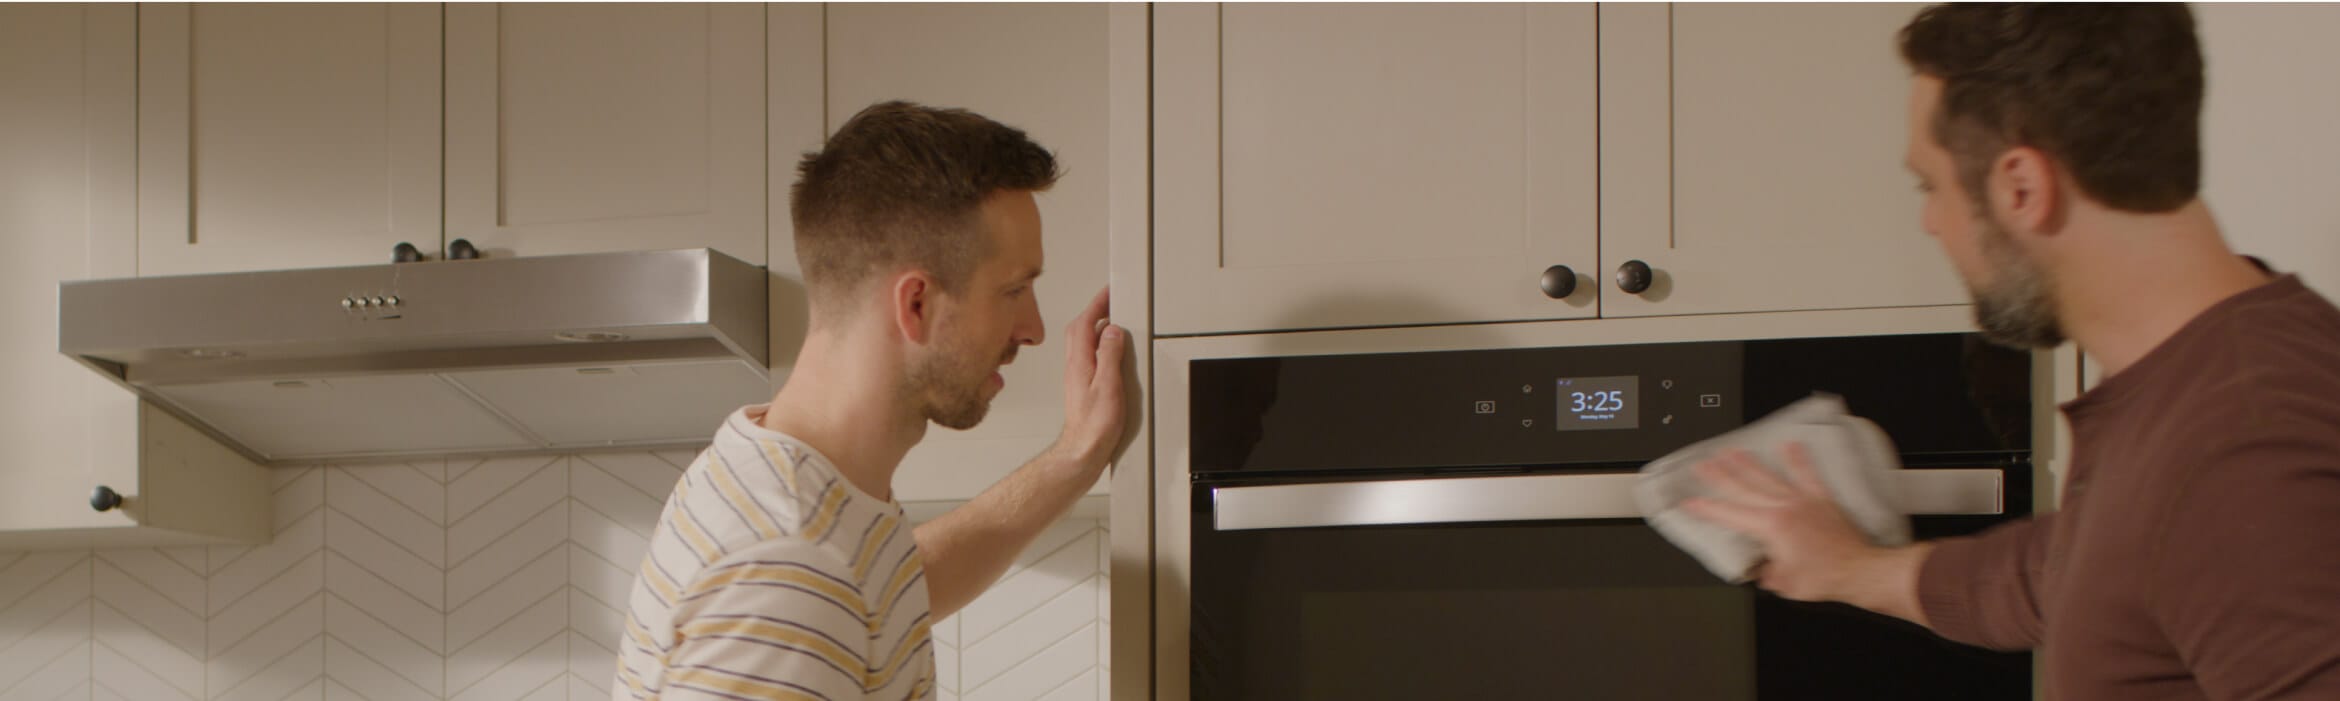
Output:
[962,572,1102,651]
[445,458,563,530]
[207,573,321,656]
[326,503,443,572]
[341,465,448,528]
[322,623,441,695]
[961,620,1100,699]
[91,634,201,698]
[447,614,567,698]
[91,556,202,623]
[447,553,566,649]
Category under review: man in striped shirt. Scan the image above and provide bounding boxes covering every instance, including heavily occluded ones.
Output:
[613,101,1130,701]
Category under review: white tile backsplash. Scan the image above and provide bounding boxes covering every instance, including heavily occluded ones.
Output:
[0,453,1109,700]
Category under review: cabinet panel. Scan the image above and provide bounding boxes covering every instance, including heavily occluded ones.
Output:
[2198,5,2340,296]
[1156,3,1599,335]
[824,3,1114,501]
[2,3,136,534]
[3,5,266,548]
[446,3,765,264]
[137,3,440,276]
[1601,4,1966,317]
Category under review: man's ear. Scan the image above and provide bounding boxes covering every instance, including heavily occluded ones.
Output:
[1989,146,2063,237]
[891,271,937,345]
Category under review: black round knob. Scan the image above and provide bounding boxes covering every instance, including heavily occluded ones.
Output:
[1615,260,1655,295]
[447,238,481,260]
[90,485,122,512]
[392,242,424,263]
[1539,265,1578,299]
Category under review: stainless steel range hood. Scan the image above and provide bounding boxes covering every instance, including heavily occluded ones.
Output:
[60,248,772,464]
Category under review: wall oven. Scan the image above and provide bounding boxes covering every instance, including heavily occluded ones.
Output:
[1155,313,2041,701]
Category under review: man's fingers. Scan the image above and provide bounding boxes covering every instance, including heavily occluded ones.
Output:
[1070,287,1110,340]
[1090,324,1127,392]
[1681,497,1769,534]
[1697,452,1793,503]
[1779,442,1832,497]
[1064,288,1111,374]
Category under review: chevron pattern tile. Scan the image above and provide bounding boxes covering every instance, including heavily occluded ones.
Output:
[948,519,1110,701]
[565,451,686,701]
[0,452,1109,701]
[0,551,91,701]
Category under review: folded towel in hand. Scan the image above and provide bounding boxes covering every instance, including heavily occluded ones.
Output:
[1634,394,1911,583]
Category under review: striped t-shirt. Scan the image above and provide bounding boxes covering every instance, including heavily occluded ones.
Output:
[613,405,936,701]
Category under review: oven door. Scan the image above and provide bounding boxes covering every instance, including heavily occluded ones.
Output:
[1188,466,2032,701]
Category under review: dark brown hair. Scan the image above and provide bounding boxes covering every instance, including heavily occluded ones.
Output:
[790,101,1060,313]
[1898,3,2203,212]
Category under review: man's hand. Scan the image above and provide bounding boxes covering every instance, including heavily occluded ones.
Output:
[1681,443,1932,623]
[1050,286,1129,470]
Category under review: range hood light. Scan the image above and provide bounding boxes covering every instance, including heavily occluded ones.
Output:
[554,331,628,343]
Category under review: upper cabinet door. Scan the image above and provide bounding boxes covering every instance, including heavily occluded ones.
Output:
[1600,4,1965,317]
[446,3,765,264]
[1155,4,1600,336]
[137,3,441,277]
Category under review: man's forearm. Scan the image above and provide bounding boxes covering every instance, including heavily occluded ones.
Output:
[913,446,1103,619]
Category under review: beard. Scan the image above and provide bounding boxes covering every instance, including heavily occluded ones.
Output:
[1968,210,2067,350]
[907,323,1016,431]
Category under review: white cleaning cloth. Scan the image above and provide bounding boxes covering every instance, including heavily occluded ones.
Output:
[1634,394,1911,583]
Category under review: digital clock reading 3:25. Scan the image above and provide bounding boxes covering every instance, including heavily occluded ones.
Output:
[1555,375,1640,431]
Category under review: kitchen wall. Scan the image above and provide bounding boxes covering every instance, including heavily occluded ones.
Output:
[0,454,1110,701]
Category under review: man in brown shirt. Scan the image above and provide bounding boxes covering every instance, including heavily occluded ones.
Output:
[1683,5,2340,700]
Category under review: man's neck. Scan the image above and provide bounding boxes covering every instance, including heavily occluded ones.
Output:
[759,330,924,502]
[2055,201,2272,378]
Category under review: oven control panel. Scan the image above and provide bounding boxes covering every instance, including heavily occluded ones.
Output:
[1188,333,2030,476]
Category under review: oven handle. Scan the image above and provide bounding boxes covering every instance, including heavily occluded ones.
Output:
[1210,468,2006,531]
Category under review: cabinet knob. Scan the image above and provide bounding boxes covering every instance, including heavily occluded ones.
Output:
[392,242,425,263]
[446,239,481,261]
[90,485,123,512]
[1615,260,1655,295]
[1539,265,1579,299]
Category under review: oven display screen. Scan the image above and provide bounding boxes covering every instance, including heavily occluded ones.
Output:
[1556,375,1639,431]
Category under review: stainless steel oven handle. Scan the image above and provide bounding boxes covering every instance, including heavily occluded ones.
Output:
[1210,468,2006,531]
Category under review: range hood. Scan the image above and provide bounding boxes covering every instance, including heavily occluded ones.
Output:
[60,248,772,464]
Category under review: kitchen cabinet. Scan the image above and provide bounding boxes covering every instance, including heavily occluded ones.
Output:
[1157,3,1971,335]
[136,3,442,276]
[1599,3,1964,317]
[813,3,1122,502]
[1153,3,1601,335]
[2,4,269,550]
[2197,4,2340,297]
[446,3,767,264]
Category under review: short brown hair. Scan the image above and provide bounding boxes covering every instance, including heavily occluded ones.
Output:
[790,101,1060,314]
[1898,4,2203,212]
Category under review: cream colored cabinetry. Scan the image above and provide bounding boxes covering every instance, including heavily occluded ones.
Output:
[1154,3,1601,335]
[2198,5,2340,296]
[446,3,767,264]
[812,4,1123,502]
[2,4,267,550]
[1600,3,1965,318]
[136,3,442,276]
[1157,3,1975,334]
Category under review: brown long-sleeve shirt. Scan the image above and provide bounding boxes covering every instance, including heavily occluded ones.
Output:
[1919,274,2340,700]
